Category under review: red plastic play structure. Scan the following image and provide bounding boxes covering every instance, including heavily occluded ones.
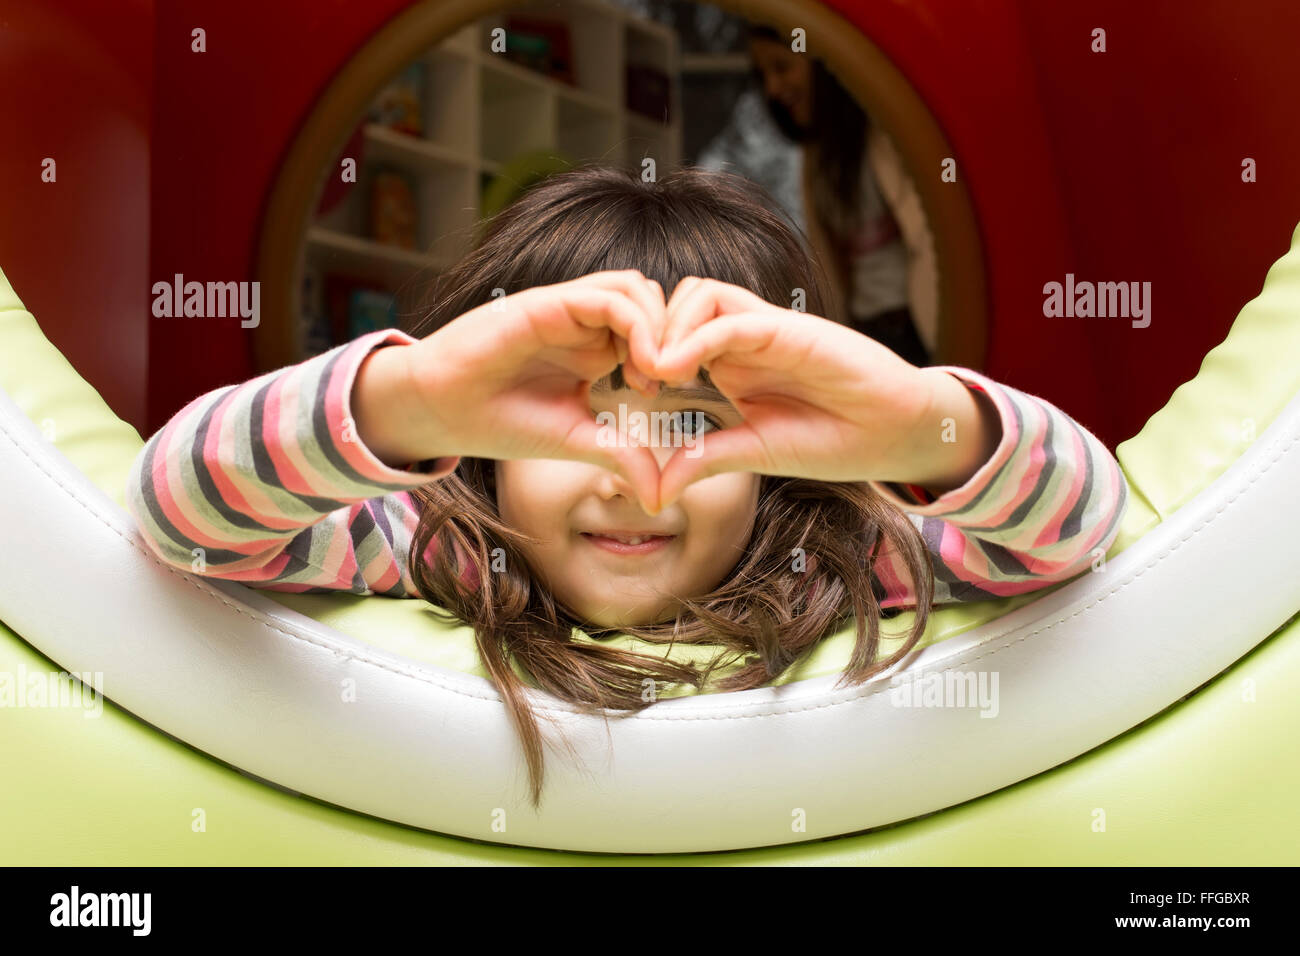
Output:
[3,0,1298,449]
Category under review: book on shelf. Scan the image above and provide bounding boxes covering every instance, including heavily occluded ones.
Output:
[369,169,418,250]
[502,16,575,85]
[347,288,399,339]
[323,274,399,345]
[366,61,425,136]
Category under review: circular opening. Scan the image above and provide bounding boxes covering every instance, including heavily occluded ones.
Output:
[256,0,987,373]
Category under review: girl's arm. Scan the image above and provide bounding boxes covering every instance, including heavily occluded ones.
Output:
[125,330,458,596]
[868,367,1130,609]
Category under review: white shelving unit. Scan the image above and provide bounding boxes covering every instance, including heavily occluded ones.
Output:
[300,0,681,357]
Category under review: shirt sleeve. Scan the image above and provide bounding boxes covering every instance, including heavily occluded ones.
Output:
[866,366,1130,609]
[125,329,461,597]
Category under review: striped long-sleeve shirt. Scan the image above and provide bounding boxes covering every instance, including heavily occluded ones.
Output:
[125,328,1129,609]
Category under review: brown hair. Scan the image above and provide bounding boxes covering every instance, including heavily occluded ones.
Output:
[403,163,933,809]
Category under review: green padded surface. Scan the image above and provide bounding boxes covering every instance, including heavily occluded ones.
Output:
[0,271,145,512]
[2,604,1295,863]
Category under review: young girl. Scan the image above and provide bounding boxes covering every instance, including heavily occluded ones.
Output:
[127,164,1128,809]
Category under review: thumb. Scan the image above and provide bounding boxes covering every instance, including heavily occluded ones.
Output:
[656,425,767,511]
[562,416,664,514]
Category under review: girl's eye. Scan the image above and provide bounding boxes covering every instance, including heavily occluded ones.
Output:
[673,411,722,438]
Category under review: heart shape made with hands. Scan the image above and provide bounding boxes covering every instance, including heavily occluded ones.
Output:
[593,275,928,517]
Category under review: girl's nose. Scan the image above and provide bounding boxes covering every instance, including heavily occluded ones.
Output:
[594,454,671,510]
[595,466,644,507]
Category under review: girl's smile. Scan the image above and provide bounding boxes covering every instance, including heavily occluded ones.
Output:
[579,530,678,555]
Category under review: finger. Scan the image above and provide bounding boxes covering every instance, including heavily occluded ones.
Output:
[606,276,662,395]
[613,444,665,516]
[458,279,648,391]
[535,286,662,387]
[645,277,666,310]
[663,275,703,326]
[578,269,662,329]
[639,278,667,395]
[601,291,663,396]
[653,312,785,386]
[568,271,664,395]
[580,281,662,397]
[655,425,769,511]
[610,331,652,396]
[662,276,713,353]
[661,278,780,360]
[626,277,670,396]
[563,417,664,514]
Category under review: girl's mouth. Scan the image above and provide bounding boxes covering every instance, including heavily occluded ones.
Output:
[580,532,677,555]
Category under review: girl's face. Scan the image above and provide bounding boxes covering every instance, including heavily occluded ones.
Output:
[495,374,758,629]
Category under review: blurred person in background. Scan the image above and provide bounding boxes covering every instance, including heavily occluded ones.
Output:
[748,22,936,367]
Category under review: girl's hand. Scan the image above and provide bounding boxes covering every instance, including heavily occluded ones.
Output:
[390,269,669,512]
[647,277,981,510]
